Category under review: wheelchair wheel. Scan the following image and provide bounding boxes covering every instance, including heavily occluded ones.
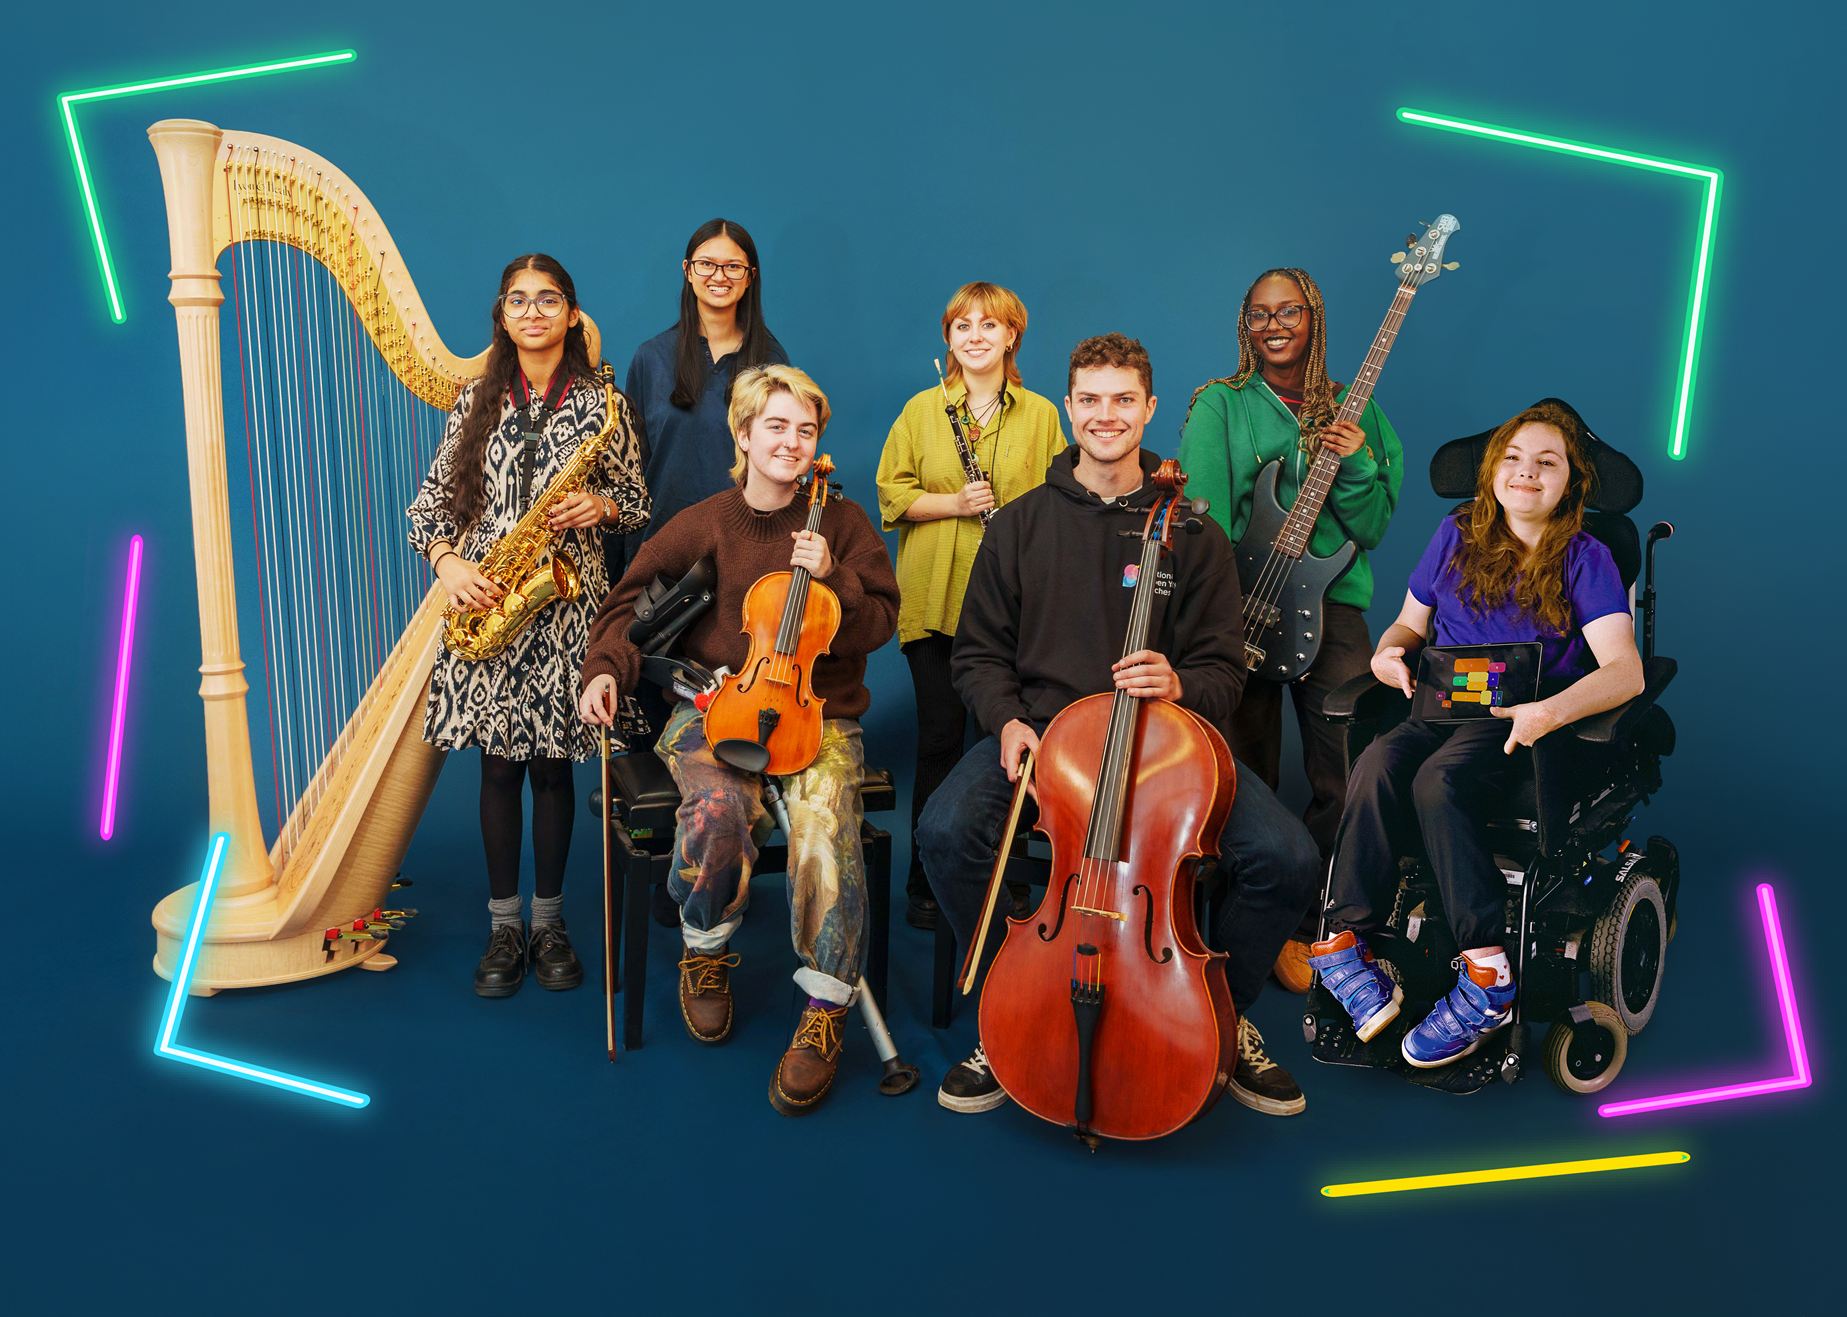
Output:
[1542,1001,1627,1095]
[1589,872,1668,1033]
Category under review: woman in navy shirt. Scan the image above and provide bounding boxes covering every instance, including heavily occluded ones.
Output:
[622,218,787,562]
[1308,400,1645,1069]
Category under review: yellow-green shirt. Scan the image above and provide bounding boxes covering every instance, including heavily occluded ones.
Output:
[876,383,1068,645]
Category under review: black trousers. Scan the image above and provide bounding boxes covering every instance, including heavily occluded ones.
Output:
[902,632,968,901]
[1324,717,1513,953]
[1229,601,1374,859]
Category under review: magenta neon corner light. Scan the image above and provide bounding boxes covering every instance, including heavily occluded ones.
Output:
[1599,883,1810,1117]
[100,533,144,840]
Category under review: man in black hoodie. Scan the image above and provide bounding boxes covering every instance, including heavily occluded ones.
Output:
[917,333,1321,1120]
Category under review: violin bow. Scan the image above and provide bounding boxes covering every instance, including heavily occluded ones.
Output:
[960,749,1035,994]
[600,725,616,1061]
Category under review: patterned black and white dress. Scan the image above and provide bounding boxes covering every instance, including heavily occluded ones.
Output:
[407,376,649,761]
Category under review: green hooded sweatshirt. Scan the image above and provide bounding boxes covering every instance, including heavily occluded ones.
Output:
[1178,376,1403,611]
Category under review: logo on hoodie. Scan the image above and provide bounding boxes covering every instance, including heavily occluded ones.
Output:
[1122,563,1174,596]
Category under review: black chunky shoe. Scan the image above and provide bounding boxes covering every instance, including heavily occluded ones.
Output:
[937,1042,1008,1113]
[529,922,584,991]
[905,894,939,931]
[474,922,527,998]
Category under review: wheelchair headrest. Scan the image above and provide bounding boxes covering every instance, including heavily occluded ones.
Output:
[1429,398,1644,514]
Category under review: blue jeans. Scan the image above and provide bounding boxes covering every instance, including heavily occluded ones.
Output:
[916,735,1321,1013]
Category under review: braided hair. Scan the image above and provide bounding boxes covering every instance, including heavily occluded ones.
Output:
[1182,268,1339,454]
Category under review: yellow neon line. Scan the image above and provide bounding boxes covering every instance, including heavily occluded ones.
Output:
[1321,1151,1688,1198]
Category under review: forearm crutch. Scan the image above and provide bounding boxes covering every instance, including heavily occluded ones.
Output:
[759,776,920,1096]
[600,727,616,1063]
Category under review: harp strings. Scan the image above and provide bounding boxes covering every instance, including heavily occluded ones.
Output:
[225,157,445,862]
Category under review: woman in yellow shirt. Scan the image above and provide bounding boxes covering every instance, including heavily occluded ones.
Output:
[876,282,1067,929]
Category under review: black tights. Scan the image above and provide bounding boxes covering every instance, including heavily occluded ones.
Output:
[480,752,575,901]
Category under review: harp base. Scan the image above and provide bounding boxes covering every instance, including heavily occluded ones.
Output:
[151,884,397,990]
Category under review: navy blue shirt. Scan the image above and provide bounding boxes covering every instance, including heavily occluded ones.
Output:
[622,326,788,554]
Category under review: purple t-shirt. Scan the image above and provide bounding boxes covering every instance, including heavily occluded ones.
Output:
[1408,516,1630,681]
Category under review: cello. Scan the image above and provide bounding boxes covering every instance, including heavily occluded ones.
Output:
[702,455,841,775]
[978,460,1238,1146]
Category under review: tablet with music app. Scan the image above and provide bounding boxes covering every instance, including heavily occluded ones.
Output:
[1413,643,1543,723]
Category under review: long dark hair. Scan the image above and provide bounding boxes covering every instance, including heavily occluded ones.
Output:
[449,254,601,533]
[670,218,777,410]
[1182,267,1340,453]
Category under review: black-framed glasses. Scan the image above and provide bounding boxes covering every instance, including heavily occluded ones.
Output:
[688,259,751,280]
[1245,304,1307,331]
[502,292,568,318]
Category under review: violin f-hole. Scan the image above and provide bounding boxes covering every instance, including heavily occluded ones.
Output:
[1132,884,1173,964]
[1039,874,1077,942]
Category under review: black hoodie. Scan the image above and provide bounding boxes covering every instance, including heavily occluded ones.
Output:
[951,446,1247,738]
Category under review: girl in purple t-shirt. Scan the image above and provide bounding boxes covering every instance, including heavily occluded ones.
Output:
[1307,401,1645,1070]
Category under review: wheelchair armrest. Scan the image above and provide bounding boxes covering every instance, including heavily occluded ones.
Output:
[1572,656,1678,744]
[1324,673,1410,724]
[639,654,718,700]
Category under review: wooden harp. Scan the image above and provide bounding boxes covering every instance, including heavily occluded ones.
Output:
[146,119,600,991]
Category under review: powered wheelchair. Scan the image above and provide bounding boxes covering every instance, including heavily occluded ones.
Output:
[1306,401,1680,1097]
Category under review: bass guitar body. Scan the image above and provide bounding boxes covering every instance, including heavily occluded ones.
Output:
[979,693,1238,1141]
[1235,459,1356,684]
[702,571,840,776]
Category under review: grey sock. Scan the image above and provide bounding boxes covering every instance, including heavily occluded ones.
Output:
[529,894,564,930]
[488,894,523,930]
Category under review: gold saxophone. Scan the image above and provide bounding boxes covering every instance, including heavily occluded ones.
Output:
[443,364,625,661]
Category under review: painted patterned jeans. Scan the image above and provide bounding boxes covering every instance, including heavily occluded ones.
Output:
[655,702,867,1005]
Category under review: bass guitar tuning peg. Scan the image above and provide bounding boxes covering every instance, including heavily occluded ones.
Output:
[1390,252,1406,263]
[1443,261,1459,271]
[1406,233,1419,247]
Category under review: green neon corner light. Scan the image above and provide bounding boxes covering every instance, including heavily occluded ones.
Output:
[60,49,356,323]
[1398,108,1722,461]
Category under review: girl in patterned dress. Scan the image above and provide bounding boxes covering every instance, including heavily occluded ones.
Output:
[407,255,649,997]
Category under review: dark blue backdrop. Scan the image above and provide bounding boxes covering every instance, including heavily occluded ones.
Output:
[7,1,1838,1311]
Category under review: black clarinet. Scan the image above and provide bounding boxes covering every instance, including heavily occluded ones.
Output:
[934,358,993,527]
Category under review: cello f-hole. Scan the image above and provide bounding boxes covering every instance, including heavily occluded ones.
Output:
[1039,874,1078,942]
[1132,883,1173,964]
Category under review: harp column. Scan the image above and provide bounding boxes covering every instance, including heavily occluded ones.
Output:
[150,119,274,901]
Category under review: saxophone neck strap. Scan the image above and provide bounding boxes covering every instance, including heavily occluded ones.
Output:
[511,371,573,516]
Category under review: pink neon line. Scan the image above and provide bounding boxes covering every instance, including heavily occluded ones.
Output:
[1599,881,1810,1117]
[100,534,144,840]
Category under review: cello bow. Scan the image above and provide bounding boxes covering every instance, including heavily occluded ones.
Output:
[959,749,1035,994]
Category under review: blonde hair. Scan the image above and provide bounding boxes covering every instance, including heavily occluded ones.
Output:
[941,282,1027,387]
[727,364,832,484]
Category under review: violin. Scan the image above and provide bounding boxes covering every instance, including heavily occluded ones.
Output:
[702,455,841,775]
[977,459,1237,1146]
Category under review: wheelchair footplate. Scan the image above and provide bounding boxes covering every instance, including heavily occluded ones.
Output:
[1308,1002,1508,1097]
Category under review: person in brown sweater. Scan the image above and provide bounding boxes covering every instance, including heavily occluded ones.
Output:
[580,364,900,1116]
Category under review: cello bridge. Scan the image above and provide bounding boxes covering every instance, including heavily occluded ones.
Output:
[1070,905,1126,921]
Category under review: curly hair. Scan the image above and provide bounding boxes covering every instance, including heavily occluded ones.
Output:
[1450,400,1601,635]
[448,254,605,534]
[1182,267,1337,452]
[1067,332,1152,397]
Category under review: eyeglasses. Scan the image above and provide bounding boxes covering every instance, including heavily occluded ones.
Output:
[502,292,568,318]
[689,259,751,281]
[1245,304,1307,332]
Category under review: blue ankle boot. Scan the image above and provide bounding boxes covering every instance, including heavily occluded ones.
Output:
[1308,931,1402,1041]
[1402,959,1517,1068]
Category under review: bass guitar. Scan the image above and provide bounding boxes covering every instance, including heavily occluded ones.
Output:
[1238,214,1460,682]
[702,456,841,775]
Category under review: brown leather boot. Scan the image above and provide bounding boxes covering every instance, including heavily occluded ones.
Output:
[1272,939,1315,994]
[769,1003,848,1117]
[678,947,740,1045]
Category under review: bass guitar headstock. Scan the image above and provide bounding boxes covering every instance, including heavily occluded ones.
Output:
[1390,214,1461,287]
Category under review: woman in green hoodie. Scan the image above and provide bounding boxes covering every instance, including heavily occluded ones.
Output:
[1179,267,1403,983]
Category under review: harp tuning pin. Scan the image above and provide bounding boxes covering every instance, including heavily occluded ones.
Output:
[1443,261,1460,271]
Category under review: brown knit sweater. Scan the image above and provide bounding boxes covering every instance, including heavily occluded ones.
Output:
[582,485,900,720]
